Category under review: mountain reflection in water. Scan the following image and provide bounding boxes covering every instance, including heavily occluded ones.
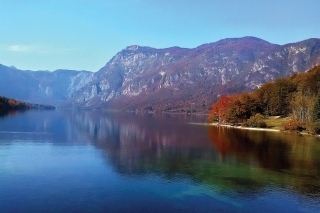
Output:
[68,111,320,198]
[1,110,320,213]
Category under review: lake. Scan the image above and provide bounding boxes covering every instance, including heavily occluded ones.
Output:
[0,110,320,213]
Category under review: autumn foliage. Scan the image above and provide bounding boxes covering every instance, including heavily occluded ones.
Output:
[0,96,55,113]
[208,95,232,123]
[0,96,30,111]
[208,65,320,133]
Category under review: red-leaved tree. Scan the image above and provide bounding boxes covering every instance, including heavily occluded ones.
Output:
[208,95,232,123]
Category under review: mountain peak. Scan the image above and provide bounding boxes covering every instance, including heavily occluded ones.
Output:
[213,36,275,47]
[216,36,270,44]
[68,37,320,112]
[126,45,140,51]
[2,37,320,113]
[196,36,278,53]
[121,45,155,54]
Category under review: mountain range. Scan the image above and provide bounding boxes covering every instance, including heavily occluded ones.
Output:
[0,64,92,106]
[1,37,320,112]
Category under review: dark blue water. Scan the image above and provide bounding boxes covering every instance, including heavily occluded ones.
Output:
[0,110,320,213]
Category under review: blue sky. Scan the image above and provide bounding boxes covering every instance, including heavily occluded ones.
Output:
[0,0,319,71]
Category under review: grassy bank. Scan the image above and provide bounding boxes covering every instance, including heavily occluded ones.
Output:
[199,116,319,137]
[263,116,289,131]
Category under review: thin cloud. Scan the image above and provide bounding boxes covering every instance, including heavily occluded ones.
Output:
[7,44,37,52]
[4,44,75,54]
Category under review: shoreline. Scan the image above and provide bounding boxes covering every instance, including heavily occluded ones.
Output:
[190,122,320,138]
[189,122,280,132]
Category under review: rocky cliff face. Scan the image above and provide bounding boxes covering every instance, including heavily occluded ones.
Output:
[2,37,319,111]
[68,37,320,112]
[0,65,92,106]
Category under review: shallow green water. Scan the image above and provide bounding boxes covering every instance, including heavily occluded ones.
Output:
[0,110,319,212]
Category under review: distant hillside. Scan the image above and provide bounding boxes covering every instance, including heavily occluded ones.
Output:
[67,37,320,113]
[0,64,92,106]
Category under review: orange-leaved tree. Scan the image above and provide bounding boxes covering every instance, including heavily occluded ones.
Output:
[208,95,232,123]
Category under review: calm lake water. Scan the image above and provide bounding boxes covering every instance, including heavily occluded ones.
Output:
[0,110,320,213]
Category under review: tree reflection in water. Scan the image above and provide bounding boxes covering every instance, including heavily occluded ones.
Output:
[68,111,320,198]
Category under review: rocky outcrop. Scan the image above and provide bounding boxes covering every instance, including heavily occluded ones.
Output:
[68,37,320,112]
[1,37,319,111]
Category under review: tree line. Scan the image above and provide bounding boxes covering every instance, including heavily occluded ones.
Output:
[208,65,320,134]
[0,96,31,111]
[0,96,55,113]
